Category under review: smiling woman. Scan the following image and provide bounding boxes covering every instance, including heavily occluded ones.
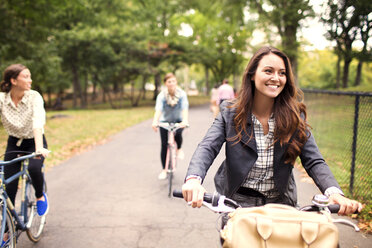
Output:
[251,53,287,106]
[180,46,363,226]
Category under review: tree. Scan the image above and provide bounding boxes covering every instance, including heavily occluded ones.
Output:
[0,0,66,103]
[175,1,253,93]
[247,0,314,80]
[322,0,370,88]
[353,1,372,86]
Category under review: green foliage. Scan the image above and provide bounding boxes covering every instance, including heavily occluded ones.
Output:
[0,0,65,93]
[247,0,314,74]
[321,0,372,88]
[299,49,372,91]
[1,0,370,109]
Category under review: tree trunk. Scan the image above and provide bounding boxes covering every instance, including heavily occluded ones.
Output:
[354,61,362,86]
[92,81,97,101]
[102,87,106,103]
[336,55,341,89]
[233,73,239,92]
[142,74,148,100]
[46,87,52,108]
[153,72,161,100]
[105,88,117,109]
[71,64,82,108]
[205,66,209,96]
[342,58,352,88]
[282,24,299,83]
[113,81,119,93]
[81,72,87,108]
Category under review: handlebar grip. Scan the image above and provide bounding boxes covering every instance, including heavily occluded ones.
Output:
[173,190,183,198]
[327,204,359,214]
[327,204,340,213]
[172,190,219,206]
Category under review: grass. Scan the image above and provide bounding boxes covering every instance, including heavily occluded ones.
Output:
[0,107,155,167]
[304,93,372,227]
[0,94,210,168]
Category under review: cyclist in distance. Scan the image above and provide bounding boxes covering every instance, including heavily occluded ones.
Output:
[152,73,189,180]
[181,46,363,217]
[217,78,235,105]
[0,64,49,216]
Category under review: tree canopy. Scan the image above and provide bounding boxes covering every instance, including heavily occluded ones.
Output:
[0,0,370,109]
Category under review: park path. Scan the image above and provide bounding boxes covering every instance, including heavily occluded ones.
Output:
[18,104,371,247]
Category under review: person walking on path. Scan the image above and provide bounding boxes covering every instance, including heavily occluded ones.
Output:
[181,46,363,217]
[0,64,49,216]
[152,73,189,180]
[217,79,235,105]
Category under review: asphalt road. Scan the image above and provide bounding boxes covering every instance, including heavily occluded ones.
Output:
[17,104,371,247]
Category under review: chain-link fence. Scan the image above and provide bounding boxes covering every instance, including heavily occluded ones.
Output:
[302,89,372,204]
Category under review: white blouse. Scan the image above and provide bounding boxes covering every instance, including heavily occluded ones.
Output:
[0,90,45,140]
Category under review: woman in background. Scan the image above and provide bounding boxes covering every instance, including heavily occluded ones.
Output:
[152,73,189,180]
[0,64,49,216]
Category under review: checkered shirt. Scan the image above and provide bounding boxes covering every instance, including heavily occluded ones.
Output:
[242,114,280,198]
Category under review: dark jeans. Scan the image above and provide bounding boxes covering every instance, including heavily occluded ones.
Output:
[159,127,183,169]
[4,135,47,204]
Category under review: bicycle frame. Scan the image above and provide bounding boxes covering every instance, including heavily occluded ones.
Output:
[165,127,177,173]
[159,123,184,173]
[0,153,37,241]
[158,123,186,197]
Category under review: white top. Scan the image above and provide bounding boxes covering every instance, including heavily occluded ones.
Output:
[0,90,45,139]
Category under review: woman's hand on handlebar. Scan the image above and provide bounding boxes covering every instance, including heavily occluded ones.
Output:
[182,178,206,208]
[35,148,50,158]
[152,121,159,132]
[329,194,363,215]
[179,121,189,128]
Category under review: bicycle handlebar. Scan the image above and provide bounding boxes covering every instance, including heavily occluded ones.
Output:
[173,189,360,231]
[173,189,341,214]
[0,152,40,166]
[157,123,189,131]
[0,150,51,166]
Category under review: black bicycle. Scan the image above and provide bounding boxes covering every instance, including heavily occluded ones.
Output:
[0,152,48,247]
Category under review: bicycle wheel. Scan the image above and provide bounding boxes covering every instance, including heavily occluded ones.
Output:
[168,170,173,197]
[167,149,174,197]
[25,180,46,242]
[0,202,16,248]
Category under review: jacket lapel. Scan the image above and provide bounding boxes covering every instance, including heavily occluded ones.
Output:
[240,117,257,153]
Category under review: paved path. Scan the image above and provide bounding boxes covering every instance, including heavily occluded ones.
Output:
[18,104,371,247]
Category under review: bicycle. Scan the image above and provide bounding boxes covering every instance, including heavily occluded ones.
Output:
[157,123,187,197]
[0,152,48,247]
[173,190,360,247]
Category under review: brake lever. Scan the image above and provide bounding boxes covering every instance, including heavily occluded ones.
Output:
[201,196,237,213]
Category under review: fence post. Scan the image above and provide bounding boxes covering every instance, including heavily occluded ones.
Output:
[349,95,360,195]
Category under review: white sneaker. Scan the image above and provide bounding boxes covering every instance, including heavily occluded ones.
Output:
[177,149,185,160]
[158,170,167,180]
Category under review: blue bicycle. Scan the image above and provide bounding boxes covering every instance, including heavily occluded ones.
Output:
[0,152,48,247]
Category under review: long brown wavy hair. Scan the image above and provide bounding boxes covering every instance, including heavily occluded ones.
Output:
[230,46,309,165]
